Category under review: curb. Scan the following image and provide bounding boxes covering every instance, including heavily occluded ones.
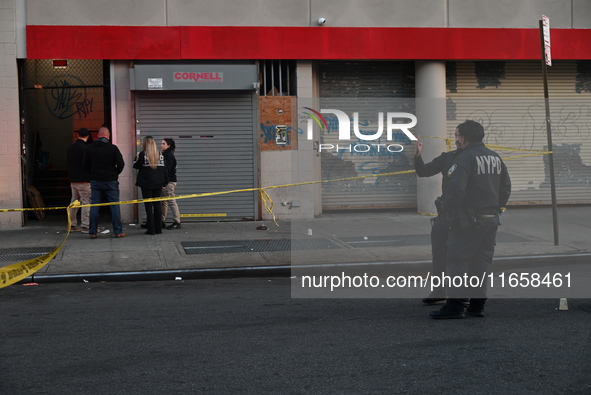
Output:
[22,252,591,285]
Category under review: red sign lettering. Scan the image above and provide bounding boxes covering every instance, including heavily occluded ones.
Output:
[173,72,223,82]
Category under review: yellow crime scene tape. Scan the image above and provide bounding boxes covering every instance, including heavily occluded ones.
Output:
[0,201,75,289]
[0,172,411,289]
[0,140,551,289]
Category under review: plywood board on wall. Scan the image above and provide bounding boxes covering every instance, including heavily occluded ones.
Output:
[259,96,298,151]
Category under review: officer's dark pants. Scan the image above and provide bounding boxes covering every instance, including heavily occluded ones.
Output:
[429,215,450,298]
[444,217,499,312]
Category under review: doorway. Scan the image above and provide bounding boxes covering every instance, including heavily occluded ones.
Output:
[19,59,111,222]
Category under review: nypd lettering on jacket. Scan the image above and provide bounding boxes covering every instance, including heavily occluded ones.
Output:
[476,155,502,175]
[442,141,511,213]
[133,151,169,189]
[140,154,165,167]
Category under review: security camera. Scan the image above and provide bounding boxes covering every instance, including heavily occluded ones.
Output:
[317,17,326,26]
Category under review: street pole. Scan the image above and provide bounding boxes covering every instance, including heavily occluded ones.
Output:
[539,17,559,246]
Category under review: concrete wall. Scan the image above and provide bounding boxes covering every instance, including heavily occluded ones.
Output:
[573,0,591,28]
[312,0,446,27]
[449,0,572,28]
[0,0,22,228]
[259,61,319,221]
[24,0,591,28]
[26,0,166,26]
[168,0,310,27]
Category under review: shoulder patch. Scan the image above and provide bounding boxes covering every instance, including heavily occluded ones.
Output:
[447,164,457,177]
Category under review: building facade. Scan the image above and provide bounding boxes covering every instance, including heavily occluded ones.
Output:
[2,0,591,228]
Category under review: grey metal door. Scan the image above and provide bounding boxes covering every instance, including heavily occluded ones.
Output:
[136,91,258,220]
[318,61,417,209]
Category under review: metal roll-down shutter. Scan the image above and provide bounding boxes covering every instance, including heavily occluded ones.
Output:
[136,91,258,220]
[318,61,416,210]
[447,60,591,205]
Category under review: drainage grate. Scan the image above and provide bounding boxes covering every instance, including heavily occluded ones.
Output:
[0,247,53,262]
[182,239,341,255]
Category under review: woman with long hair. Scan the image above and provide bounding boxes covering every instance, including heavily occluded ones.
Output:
[160,138,181,229]
[133,136,168,235]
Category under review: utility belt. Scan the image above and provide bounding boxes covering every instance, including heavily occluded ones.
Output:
[446,207,500,230]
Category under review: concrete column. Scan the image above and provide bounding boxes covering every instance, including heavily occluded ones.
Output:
[414,61,447,215]
[112,61,136,223]
[296,60,321,218]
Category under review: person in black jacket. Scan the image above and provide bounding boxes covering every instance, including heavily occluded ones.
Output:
[134,136,168,235]
[82,127,126,238]
[430,120,511,319]
[160,138,181,229]
[67,128,91,232]
[414,138,462,305]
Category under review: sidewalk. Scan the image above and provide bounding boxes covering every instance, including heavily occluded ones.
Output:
[1,205,590,282]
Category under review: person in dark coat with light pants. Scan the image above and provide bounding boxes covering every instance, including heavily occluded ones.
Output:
[67,127,91,232]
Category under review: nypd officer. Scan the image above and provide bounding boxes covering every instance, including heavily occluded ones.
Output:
[414,138,462,305]
[430,120,511,319]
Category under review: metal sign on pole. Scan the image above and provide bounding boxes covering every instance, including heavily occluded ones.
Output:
[542,15,552,66]
[539,15,559,245]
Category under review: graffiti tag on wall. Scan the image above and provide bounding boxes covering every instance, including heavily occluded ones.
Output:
[44,75,94,120]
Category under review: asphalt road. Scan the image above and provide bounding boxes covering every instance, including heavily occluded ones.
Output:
[1,277,590,394]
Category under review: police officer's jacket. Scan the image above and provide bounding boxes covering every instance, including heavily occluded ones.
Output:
[442,142,511,215]
[133,151,168,190]
[162,149,177,183]
[414,149,462,195]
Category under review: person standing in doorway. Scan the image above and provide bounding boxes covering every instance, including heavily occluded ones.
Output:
[134,136,168,235]
[67,128,91,233]
[160,138,181,230]
[83,126,126,239]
